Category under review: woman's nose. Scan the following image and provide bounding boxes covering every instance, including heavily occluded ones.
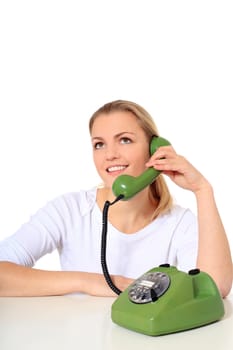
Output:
[105,144,119,160]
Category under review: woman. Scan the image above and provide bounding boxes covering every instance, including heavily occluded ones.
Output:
[0,100,232,297]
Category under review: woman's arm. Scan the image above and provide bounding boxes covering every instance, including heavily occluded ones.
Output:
[146,146,233,297]
[194,183,232,297]
[0,261,133,297]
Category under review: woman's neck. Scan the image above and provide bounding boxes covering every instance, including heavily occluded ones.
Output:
[96,187,158,234]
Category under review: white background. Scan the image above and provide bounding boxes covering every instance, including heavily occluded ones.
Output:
[0,1,232,272]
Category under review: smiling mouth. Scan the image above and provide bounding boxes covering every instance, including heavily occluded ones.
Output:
[107,165,128,173]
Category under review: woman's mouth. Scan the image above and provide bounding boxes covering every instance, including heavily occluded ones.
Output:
[107,165,128,174]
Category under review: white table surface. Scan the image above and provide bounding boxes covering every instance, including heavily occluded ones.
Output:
[0,293,232,350]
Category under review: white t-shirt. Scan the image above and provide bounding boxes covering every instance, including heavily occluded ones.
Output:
[0,187,198,278]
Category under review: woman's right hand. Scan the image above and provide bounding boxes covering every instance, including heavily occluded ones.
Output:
[81,272,134,297]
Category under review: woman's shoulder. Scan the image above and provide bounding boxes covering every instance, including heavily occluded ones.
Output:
[44,187,97,217]
[160,204,197,225]
[170,204,195,216]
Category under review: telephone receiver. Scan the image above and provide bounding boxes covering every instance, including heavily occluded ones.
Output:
[112,136,171,200]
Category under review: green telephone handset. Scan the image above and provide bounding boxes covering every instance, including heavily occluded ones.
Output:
[112,136,171,200]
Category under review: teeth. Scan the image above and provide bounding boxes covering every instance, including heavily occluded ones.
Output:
[107,165,127,172]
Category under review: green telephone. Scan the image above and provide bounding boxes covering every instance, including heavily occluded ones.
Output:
[112,136,171,200]
[101,136,225,336]
[111,265,224,336]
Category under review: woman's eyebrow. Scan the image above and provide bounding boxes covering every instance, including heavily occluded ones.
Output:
[115,132,135,137]
[92,132,135,141]
[91,136,104,141]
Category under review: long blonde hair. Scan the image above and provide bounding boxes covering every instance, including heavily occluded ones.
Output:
[89,100,173,217]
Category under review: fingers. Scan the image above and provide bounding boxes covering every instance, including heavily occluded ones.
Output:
[146,145,179,170]
[145,145,206,192]
[111,275,134,291]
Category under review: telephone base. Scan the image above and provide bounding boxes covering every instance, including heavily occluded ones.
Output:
[111,265,224,336]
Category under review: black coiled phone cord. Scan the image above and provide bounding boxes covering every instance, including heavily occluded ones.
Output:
[101,195,124,295]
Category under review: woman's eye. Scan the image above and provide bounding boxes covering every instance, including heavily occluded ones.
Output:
[120,137,131,144]
[94,142,104,149]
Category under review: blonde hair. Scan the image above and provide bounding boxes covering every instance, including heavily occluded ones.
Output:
[89,100,173,217]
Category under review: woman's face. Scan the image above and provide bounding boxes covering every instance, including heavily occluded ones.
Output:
[91,111,150,189]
